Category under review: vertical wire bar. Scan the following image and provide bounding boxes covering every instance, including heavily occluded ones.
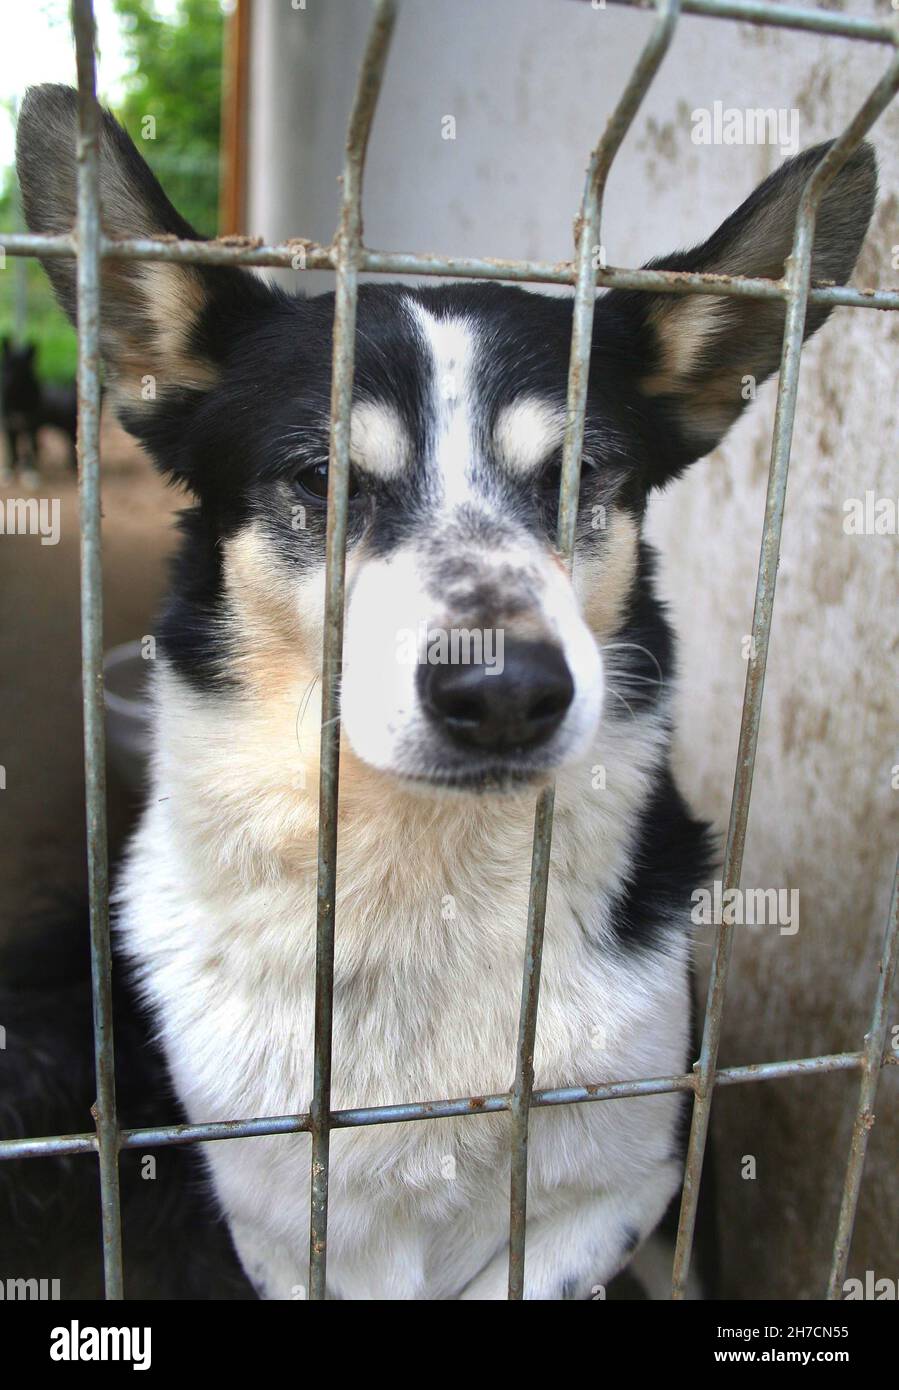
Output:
[671,51,899,1299]
[308,0,398,1302]
[507,0,681,1300]
[72,0,123,1299]
[507,788,555,1299]
[827,858,899,1298]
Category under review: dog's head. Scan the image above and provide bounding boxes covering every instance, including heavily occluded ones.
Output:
[17,86,876,796]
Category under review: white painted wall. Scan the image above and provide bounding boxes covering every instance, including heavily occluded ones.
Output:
[247,0,899,1298]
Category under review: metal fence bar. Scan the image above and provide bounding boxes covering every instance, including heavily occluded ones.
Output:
[827,859,899,1297]
[6,232,899,313]
[605,0,899,45]
[508,791,556,1298]
[671,47,899,1300]
[3,1046,891,1163]
[507,0,680,1300]
[307,0,398,1302]
[71,0,123,1302]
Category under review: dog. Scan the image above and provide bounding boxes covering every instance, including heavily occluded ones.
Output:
[1,336,77,485]
[15,84,876,1300]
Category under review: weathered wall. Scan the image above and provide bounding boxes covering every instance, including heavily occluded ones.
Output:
[247,0,898,1298]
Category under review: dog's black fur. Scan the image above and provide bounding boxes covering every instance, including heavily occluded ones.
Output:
[0,900,254,1300]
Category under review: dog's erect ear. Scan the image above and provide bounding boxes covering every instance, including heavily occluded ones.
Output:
[597,141,877,485]
[16,84,271,409]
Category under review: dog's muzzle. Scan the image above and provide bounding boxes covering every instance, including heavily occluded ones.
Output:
[417,639,575,756]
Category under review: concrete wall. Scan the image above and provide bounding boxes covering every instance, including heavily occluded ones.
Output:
[246,0,899,1299]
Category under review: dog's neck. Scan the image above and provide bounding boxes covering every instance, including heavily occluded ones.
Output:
[148,661,670,923]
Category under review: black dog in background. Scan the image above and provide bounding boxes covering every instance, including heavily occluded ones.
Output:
[0,899,256,1300]
[1,337,77,483]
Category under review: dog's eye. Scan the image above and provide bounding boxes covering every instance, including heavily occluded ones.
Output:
[293,461,360,504]
[541,461,562,493]
[540,456,593,495]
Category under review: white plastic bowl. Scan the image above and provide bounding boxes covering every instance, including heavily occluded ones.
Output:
[103,640,153,793]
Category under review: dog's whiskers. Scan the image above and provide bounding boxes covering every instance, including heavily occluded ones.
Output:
[294,675,321,751]
[606,686,639,723]
[602,640,666,689]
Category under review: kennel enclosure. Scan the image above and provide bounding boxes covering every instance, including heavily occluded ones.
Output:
[1,0,898,1301]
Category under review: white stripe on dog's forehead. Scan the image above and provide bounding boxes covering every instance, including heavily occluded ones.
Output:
[407,301,478,509]
[408,302,565,500]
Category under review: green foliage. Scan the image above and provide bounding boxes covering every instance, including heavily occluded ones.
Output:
[0,0,225,386]
[112,0,225,237]
[0,156,78,385]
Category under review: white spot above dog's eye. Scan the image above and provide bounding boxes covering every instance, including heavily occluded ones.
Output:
[349,401,411,480]
[494,398,567,476]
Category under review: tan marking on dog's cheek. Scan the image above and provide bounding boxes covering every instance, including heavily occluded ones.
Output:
[223,523,327,699]
[216,525,396,820]
[578,512,640,640]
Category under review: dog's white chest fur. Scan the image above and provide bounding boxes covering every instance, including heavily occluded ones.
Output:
[115,670,690,1299]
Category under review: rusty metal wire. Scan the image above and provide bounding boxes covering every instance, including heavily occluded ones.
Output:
[0,0,896,1304]
[307,0,398,1300]
[508,0,682,1300]
[71,0,123,1301]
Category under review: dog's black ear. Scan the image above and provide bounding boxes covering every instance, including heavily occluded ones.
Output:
[16,84,273,412]
[597,141,877,485]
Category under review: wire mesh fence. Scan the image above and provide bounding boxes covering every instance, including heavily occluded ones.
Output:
[0,0,897,1303]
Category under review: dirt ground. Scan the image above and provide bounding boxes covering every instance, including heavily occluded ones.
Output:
[0,414,182,942]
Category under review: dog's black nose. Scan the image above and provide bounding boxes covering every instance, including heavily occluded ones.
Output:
[419,639,575,754]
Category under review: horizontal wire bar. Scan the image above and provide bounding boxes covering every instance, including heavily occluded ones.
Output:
[605,0,899,45]
[4,232,898,311]
[2,1048,883,1163]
